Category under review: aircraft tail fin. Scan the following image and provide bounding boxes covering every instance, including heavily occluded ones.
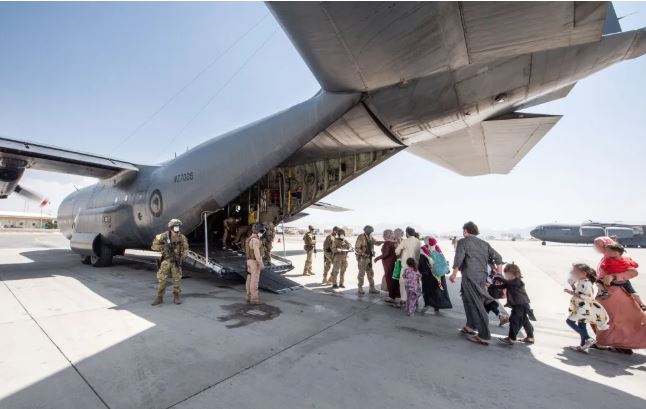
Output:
[604,3,622,34]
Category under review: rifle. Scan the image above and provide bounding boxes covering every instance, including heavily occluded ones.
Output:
[164,238,180,266]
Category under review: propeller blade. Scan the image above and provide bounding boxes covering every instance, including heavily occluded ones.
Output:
[14,185,48,205]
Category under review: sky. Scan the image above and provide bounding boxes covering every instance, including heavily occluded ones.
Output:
[1,2,645,235]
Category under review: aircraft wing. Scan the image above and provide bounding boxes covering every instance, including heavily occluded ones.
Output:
[268,2,609,93]
[407,113,561,176]
[0,136,139,179]
[310,201,351,212]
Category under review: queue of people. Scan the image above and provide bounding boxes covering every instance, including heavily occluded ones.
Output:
[302,221,646,353]
[150,217,646,354]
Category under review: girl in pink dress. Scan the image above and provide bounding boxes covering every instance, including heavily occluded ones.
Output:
[403,258,421,316]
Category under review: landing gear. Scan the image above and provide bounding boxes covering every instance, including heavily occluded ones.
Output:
[90,242,113,267]
[81,255,92,265]
[541,241,546,246]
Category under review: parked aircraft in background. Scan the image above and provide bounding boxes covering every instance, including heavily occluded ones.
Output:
[530,221,646,247]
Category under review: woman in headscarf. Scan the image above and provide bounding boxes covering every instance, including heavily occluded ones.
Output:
[593,236,646,353]
[375,229,400,303]
[419,237,452,313]
[394,228,404,244]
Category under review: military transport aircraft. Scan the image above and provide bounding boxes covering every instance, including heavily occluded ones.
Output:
[1,2,645,290]
[531,222,646,247]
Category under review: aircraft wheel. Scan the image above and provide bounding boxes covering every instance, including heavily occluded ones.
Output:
[81,255,92,265]
[91,243,113,267]
[541,241,546,246]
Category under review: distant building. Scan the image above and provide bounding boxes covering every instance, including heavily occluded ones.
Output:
[0,211,57,229]
[283,226,300,235]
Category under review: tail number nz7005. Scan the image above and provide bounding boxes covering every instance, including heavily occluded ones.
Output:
[174,172,194,183]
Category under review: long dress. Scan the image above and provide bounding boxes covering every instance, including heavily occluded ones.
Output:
[596,268,646,349]
[376,241,399,299]
[453,235,502,340]
[419,254,452,310]
[403,268,421,315]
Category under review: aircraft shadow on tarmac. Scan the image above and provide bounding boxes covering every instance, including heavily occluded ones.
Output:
[2,248,646,409]
[556,347,646,378]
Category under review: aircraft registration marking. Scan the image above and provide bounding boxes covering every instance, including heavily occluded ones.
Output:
[174,172,194,183]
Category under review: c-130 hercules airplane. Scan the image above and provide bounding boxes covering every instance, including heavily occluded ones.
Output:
[1,2,645,291]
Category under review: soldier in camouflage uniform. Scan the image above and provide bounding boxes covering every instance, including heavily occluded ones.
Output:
[151,219,189,305]
[262,222,275,265]
[302,225,316,276]
[245,223,265,304]
[322,226,339,285]
[330,229,353,289]
[355,225,384,295]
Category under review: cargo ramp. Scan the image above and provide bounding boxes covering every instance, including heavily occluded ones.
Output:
[184,248,302,294]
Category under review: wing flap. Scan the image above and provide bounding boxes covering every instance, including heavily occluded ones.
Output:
[310,201,351,212]
[0,136,138,178]
[408,113,561,176]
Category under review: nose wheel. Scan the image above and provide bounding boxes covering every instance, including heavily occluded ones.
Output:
[541,241,546,246]
[90,242,113,267]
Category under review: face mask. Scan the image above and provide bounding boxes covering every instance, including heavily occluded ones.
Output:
[258,232,264,238]
[339,235,345,239]
[172,226,180,233]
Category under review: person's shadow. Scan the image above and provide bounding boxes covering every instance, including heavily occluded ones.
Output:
[557,347,646,377]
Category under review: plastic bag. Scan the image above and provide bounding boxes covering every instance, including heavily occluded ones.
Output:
[392,260,402,280]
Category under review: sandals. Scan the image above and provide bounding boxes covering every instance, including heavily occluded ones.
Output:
[459,327,477,336]
[466,335,489,346]
[497,337,514,346]
[498,315,509,327]
[519,337,535,345]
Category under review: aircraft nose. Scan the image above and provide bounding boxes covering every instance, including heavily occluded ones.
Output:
[530,228,541,239]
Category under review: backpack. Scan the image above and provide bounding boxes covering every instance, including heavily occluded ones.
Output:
[430,249,450,276]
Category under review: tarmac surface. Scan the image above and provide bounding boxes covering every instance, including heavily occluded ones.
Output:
[1,231,645,409]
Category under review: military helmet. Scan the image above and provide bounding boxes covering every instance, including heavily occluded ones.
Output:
[337,229,346,236]
[363,225,374,234]
[308,225,314,231]
[252,223,265,234]
[332,226,339,233]
[168,219,182,228]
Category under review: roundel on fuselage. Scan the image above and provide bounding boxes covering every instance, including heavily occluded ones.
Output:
[149,189,163,218]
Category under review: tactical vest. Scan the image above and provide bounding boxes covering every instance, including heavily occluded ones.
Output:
[246,236,262,260]
[357,234,374,258]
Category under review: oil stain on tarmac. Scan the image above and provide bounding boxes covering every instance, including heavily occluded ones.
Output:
[218,303,282,328]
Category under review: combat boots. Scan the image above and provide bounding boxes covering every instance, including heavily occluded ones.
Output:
[173,293,181,305]
[357,287,365,295]
[151,295,163,306]
[368,286,380,294]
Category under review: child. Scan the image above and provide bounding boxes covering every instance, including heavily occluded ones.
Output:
[597,243,646,310]
[565,263,609,352]
[403,257,421,316]
[493,263,535,345]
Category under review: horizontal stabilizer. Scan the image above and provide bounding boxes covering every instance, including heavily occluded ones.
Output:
[408,113,561,176]
[0,136,138,179]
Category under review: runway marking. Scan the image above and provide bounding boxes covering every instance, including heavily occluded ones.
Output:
[0,275,112,409]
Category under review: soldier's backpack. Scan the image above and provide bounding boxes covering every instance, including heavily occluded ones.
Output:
[430,249,450,277]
